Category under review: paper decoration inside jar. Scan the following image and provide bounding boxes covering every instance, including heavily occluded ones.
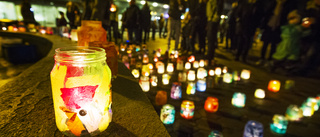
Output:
[268,80,281,92]
[160,104,175,124]
[223,73,233,83]
[187,70,196,81]
[204,97,219,112]
[148,63,154,73]
[177,59,184,70]
[232,92,246,108]
[240,69,251,80]
[150,75,158,87]
[254,89,265,99]
[186,82,196,95]
[185,62,191,70]
[77,20,107,47]
[180,100,195,119]
[197,79,206,92]
[171,82,182,99]
[167,63,174,73]
[243,120,263,137]
[215,67,222,76]
[193,61,199,69]
[162,74,170,85]
[270,114,288,134]
[285,105,303,121]
[139,76,150,92]
[155,91,167,105]
[131,69,140,78]
[197,68,207,79]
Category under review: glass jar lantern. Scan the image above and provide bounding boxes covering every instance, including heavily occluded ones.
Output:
[171,82,182,99]
[268,80,281,92]
[254,89,265,99]
[167,63,174,73]
[243,120,263,137]
[204,97,219,112]
[160,104,175,124]
[186,82,196,95]
[270,115,288,134]
[232,92,246,108]
[240,69,251,80]
[285,105,303,121]
[51,47,112,136]
[180,100,195,119]
[197,79,207,92]
[155,91,167,106]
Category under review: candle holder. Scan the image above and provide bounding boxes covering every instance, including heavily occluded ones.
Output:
[162,74,170,85]
[177,60,184,70]
[208,69,215,76]
[180,100,195,119]
[132,69,140,78]
[157,62,165,74]
[171,82,182,99]
[139,76,150,92]
[185,62,191,70]
[284,80,295,90]
[243,120,263,137]
[223,73,233,83]
[193,61,199,69]
[222,66,228,73]
[204,97,219,112]
[167,63,174,73]
[268,80,281,92]
[197,79,207,92]
[270,115,288,134]
[199,60,205,67]
[254,89,265,99]
[186,82,196,95]
[233,71,240,82]
[232,92,246,108]
[160,104,175,124]
[285,105,303,121]
[215,67,222,76]
[178,72,187,82]
[188,70,196,81]
[155,91,167,106]
[151,75,158,87]
[240,69,251,80]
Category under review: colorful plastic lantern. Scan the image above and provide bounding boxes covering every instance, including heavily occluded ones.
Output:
[233,71,240,82]
[186,82,196,95]
[162,74,170,85]
[199,60,205,67]
[157,62,165,74]
[143,54,149,64]
[132,69,140,78]
[232,92,246,108]
[151,75,158,87]
[155,91,167,106]
[197,68,207,79]
[188,55,195,62]
[209,69,215,76]
[204,97,219,112]
[284,80,295,90]
[197,79,206,92]
[171,82,182,99]
[243,120,263,137]
[254,89,265,99]
[177,60,184,70]
[167,63,174,73]
[178,72,187,82]
[70,29,78,41]
[215,67,222,76]
[270,115,288,134]
[208,130,223,137]
[160,104,175,124]
[222,66,228,73]
[180,100,195,119]
[139,76,150,92]
[142,65,150,76]
[268,80,281,92]
[223,73,233,83]
[240,69,251,80]
[285,105,303,121]
[188,70,196,81]
[185,62,191,70]
[193,61,199,69]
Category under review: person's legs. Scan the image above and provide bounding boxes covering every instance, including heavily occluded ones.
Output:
[198,23,206,53]
[128,28,133,42]
[159,27,162,38]
[167,19,172,49]
[173,19,181,50]
[268,41,278,60]
[207,22,218,62]
[112,21,119,44]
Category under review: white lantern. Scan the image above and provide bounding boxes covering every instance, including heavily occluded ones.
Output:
[188,70,196,81]
[215,67,222,76]
[254,89,265,99]
[193,61,199,69]
[167,63,174,73]
[208,69,215,76]
[197,68,207,79]
[223,73,233,83]
[162,74,170,85]
[185,62,191,70]
[199,60,205,67]
[240,69,251,80]
[139,76,150,92]
[132,69,140,78]
[157,62,165,74]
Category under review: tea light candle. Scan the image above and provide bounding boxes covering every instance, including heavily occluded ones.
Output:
[208,130,223,137]
[243,120,263,137]
[232,92,246,108]
[162,74,170,85]
[240,69,251,80]
[270,115,288,134]
[120,45,126,51]
[186,82,196,95]
[254,89,265,99]
[180,100,195,119]
[156,51,161,57]
[155,91,167,106]
[178,72,187,82]
[222,66,228,73]
[151,75,158,87]
[160,104,175,124]
[171,82,182,99]
[284,80,295,90]
[208,69,215,76]
[185,62,191,70]
[139,76,150,92]
[285,105,303,121]
[157,62,165,74]
[177,60,184,70]
[167,63,174,73]
[199,60,205,67]
[188,70,196,81]
[143,54,149,64]
[268,80,281,92]
[193,61,199,68]
[188,55,195,62]
[132,69,140,78]
[204,97,219,112]
[197,79,206,92]
[197,68,207,79]
[215,67,222,76]
[223,73,233,83]
[154,57,158,62]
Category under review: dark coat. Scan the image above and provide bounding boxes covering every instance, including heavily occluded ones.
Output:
[123,4,140,28]
[140,5,151,29]
[168,0,185,20]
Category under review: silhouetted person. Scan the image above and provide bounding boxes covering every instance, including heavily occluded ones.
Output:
[123,0,140,44]
[141,2,151,44]
[66,1,79,30]
[21,0,36,23]
[226,2,238,51]
[82,0,95,20]
[91,0,111,31]
[108,0,119,44]
[57,11,67,37]
[159,14,165,38]
[151,19,158,40]
[168,0,185,50]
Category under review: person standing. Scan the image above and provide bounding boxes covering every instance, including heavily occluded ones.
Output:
[20,0,36,24]
[206,0,224,64]
[91,0,111,32]
[141,2,151,44]
[57,11,67,37]
[123,0,140,44]
[226,2,238,51]
[66,1,79,30]
[108,0,119,44]
[158,14,165,38]
[168,0,185,50]
[151,19,158,40]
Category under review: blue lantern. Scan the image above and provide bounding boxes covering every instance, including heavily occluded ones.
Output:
[270,114,288,134]
[243,120,263,137]
[160,104,175,124]
[197,79,206,92]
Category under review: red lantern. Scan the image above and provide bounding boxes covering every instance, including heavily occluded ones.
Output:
[204,97,219,112]
[188,55,195,63]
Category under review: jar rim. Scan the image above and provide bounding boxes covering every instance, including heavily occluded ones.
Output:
[54,46,106,63]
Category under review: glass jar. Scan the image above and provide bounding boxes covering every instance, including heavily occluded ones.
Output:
[50,47,112,136]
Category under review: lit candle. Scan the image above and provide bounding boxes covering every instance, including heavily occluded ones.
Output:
[285,105,303,121]
[148,63,154,73]
[170,82,182,99]
[70,29,78,41]
[215,67,222,76]
[199,59,205,67]
[143,54,149,64]
[178,72,187,82]
[187,70,196,81]
[141,65,150,76]
[208,69,215,76]
[240,69,251,80]
[208,130,223,137]
[2,27,7,31]
[223,73,233,83]
[160,104,175,124]
[154,57,158,62]
[120,44,126,51]
[222,66,228,73]
[232,92,246,108]
[193,61,199,69]
[155,91,167,106]
[151,75,158,87]
[268,80,281,92]
[233,71,240,81]
[188,55,195,62]
[243,120,263,137]
[306,97,319,111]
[204,97,219,112]
[185,62,191,70]
[40,29,46,34]
[139,76,150,92]
[270,115,288,134]
[174,50,179,58]
[162,74,170,85]
[254,89,265,99]
[197,79,206,92]
[156,51,161,57]
[197,68,207,79]
[167,63,174,73]
[131,69,140,78]
[301,102,314,117]
[284,80,295,90]
[157,62,165,74]
[180,100,195,119]
[186,82,196,95]
[177,60,184,70]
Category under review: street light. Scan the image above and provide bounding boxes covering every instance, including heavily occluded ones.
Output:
[163,4,169,9]
[152,2,158,7]
[140,1,146,5]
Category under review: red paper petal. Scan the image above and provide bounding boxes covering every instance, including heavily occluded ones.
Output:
[60,85,98,109]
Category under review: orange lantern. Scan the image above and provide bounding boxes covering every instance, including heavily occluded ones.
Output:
[204,97,219,113]
[188,55,195,62]
[268,80,281,92]
[155,91,167,106]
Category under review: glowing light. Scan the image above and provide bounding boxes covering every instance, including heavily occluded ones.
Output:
[152,2,158,7]
[140,1,146,5]
[127,0,131,2]
[163,4,169,9]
